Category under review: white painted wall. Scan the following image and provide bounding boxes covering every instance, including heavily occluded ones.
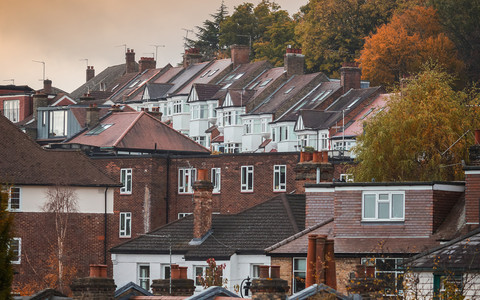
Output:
[17,185,114,213]
[405,272,480,299]
[111,252,271,294]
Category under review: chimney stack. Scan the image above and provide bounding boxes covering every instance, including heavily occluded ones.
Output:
[284,47,305,77]
[305,235,336,289]
[70,264,116,300]
[33,92,48,120]
[183,48,202,68]
[43,79,52,94]
[86,103,100,129]
[86,66,95,82]
[139,57,157,72]
[250,266,289,300]
[146,107,163,121]
[151,264,195,296]
[191,169,214,242]
[340,62,361,94]
[126,48,137,73]
[464,132,480,230]
[294,151,333,194]
[231,44,250,68]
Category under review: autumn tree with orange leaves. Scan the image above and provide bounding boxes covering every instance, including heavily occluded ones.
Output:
[358,6,464,87]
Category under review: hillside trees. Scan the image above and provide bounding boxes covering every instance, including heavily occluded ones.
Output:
[0,186,14,300]
[358,6,464,86]
[295,0,399,76]
[353,67,480,182]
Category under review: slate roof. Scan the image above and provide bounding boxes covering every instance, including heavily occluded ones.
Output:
[220,89,256,107]
[407,226,480,271]
[325,87,381,113]
[186,286,240,300]
[109,69,163,103]
[188,84,222,102]
[66,111,210,153]
[115,281,153,300]
[176,59,232,95]
[111,194,306,260]
[167,62,212,96]
[0,85,35,94]
[143,83,174,100]
[0,115,118,187]
[216,61,271,89]
[298,110,339,130]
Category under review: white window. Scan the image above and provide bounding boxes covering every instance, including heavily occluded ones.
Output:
[225,143,240,154]
[173,100,182,114]
[362,258,404,295]
[193,136,206,147]
[320,133,328,150]
[120,168,132,195]
[340,174,354,182]
[3,100,20,122]
[178,168,197,194]
[178,212,192,219]
[11,238,21,264]
[138,264,150,290]
[194,266,207,286]
[251,264,263,278]
[244,120,252,134]
[273,165,286,192]
[162,264,171,279]
[293,258,306,293]
[211,168,221,193]
[362,192,404,221]
[49,110,68,137]
[119,212,131,237]
[261,118,268,133]
[241,166,254,192]
[6,186,20,211]
[224,111,232,126]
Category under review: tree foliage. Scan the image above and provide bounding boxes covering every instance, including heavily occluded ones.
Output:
[358,6,464,86]
[353,67,480,182]
[295,0,399,76]
[0,185,14,300]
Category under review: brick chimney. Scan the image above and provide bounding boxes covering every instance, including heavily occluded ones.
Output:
[139,57,156,72]
[86,103,100,129]
[464,129,480,230]
[190,169,214,243]
[70,264,116,300]
[294,151,333,194]
[284,47,305,77]
[183,48,202,68]
[250,266,289,300]
[86,66,95,82]
[146,107,163,121]
[43,79,53,94]
[340,62,361,94]
[126,48,136,73]
[231,44,250,68]
[151,264,195,296]
[306,235,336,289]
[33,92,48,120]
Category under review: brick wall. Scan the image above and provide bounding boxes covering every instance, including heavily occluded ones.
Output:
[0,95,33,122]
[271,257,293,294]
[335,257,359,295]
[306,192,334,227]
[432,189,464,232]
[465,173,480,228]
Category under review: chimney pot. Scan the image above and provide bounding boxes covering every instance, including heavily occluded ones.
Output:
[89,264,108,278]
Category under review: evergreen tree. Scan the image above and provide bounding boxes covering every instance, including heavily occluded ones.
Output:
[0,186,14,300]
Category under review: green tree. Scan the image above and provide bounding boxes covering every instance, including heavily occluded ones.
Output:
[295,0,399,76]
[429,0,480,83]
[0,186,14,300]
[219,3,257,51]
[358,6,464,86]
[186,1,228,61]
[353,67,480,182]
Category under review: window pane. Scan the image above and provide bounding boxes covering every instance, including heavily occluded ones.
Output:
[392,194,404,218]
[378,202,390,219]
[379,194,388,201]
[294,258,306,271]
[364,194,376,218]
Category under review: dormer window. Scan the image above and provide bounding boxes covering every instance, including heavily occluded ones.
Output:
[259,79,272,87]
[362,192,404,221]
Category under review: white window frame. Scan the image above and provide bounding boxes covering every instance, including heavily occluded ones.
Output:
[178,212,192,219]
[194,265,207,286]
[48,110,68,137]
[362,192,405,221]
[211,168,221,193]
[11,237,21,264]
[241,166,254,192]
[162,264,171,279]
[340,174,354,182]
[120,168,132,195]
[7,186,21,211]
[293,258,306,293]
[119,212,132,238]
[362,257,404,296]
[138,264,150,290]
[273,165,287,192]
[3,99,20,122]
[251,264,264,278]
[178,168,197,194]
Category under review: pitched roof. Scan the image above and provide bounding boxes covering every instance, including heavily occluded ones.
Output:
[66,111,210,153]
[0,115,118,187]
[176,59,232,95]
[289,284,351,300]
[298,110,339,130]
[143,83,174,100]
[188,84,222,102]
[110,194,306,259]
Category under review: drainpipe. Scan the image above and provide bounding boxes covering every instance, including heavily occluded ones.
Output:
[165,152,170,223]
[104,187,108,264]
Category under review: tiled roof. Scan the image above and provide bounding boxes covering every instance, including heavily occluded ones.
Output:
[111,194,306,259]
[66,111,210,153]
[189,84,222,102]
[167,62,212,96]
[0,115,118,187]
[325,86,381,113]
[221,89,255,107]
[177,59,232,95]
[71,64,131,99]
[299,110,339,130]
[143,83,173,100]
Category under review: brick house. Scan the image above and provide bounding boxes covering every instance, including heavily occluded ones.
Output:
[0,84,35,123]
[0,114,120,293]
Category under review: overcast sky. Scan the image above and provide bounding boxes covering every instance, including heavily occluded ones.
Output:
[0,0,307,93]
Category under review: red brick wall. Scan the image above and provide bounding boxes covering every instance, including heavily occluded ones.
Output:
[12,211,115,294]
[0,95,33,122]
[465,173,480,227]
[432,189,464,232]
[306,192,334,228]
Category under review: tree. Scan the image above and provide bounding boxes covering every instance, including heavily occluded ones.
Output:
[0,185,14,300]
[353,67,480,182]
[42,186,79,293]
[295,0,399,76]
[430,0,480,83]
[219,3,257,51]
[358,6,464,86]
[186,1,228,61]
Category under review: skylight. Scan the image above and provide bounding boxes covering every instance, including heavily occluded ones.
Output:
[129,80,140,88]
[86,124,113,136]
[201,70,211,78]
[259,78,272,87]
[360,108,374,120]
[208,69,220,77]
[234,73,245,79]
[284,86,295,94]
[347,97,361,109]
[221,83,232,90]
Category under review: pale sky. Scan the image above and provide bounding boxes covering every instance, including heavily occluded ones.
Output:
[0,0,307,93]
